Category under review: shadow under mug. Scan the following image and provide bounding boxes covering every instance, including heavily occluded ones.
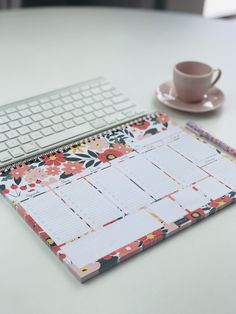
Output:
[173,61,222,103]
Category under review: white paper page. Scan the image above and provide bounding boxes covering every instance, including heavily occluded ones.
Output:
[56,179,123,229]
[173,187,210,211]
[116,155,179,199]
[169,134,219,166]
[87,166,152,214]
[203,158,236,190]
[22,191,90,244]
[61,210,162,268]
[145,146,208,186]
[148,197,187,223]
[194,177,231,200]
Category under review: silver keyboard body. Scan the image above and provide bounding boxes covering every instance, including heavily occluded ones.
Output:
[0,77,146,168]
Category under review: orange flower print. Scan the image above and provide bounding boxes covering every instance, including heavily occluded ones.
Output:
[62,161,84,175]
[10,164,29,180]
[98,149,123,163]
[43,152,65,166]
[46,166,60,176]
[131,120,150,130]
[112,144,133,155]
[87,138,109,152]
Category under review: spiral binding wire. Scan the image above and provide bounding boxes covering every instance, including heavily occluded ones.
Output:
[0,112,157,173]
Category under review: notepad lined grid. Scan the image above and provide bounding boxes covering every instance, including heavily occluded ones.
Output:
[0,113,235,282]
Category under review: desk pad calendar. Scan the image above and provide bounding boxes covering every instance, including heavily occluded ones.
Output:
[0,112,236,282]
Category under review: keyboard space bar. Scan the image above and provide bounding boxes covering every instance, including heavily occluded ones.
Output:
[37,123,94,148]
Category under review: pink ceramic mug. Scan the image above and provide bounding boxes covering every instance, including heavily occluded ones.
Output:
[173,61,222,103]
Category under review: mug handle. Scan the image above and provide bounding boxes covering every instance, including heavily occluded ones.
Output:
[210,68,222,87]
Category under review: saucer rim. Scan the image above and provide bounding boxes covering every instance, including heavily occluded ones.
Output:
[156,80,224,113]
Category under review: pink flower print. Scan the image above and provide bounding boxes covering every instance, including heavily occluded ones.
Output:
[25,168,47,184]
[46,166,60,176]
[10,164,29,180]
[112,144,133,155]
[87,138,109,152]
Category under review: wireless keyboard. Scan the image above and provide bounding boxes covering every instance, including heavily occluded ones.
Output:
[0,77,146,168]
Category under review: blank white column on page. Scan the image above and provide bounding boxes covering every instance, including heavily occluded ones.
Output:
[148,197,187,223]
[21,191,90,245]
[169,134,219,166]
[61,210,162,268]
[173,187,210,211]
[56,179,123,229]
[87,166,152,214]
[203,158,236,190]
[116,155,179,199]
[145,146,208,186]
[194,177,231,200]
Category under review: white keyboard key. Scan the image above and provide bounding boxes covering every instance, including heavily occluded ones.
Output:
[51,116,63,124]
[21,117,33,125]
[6,130,19,139]
[73,100,84,108]
[116,112,126,121]
[85,113,96,121]
[102,99,113,107]
[9,147,24,158]
[50,94,60,100]
[103,91,113,98]
[81,91,92,97]
[52,123,65,132]
[0,143,7,152]
[74,117,86,125]
[32,113,43,122]
[91,118,106,128]
[41,102,53,110]
[124,109,136,117]
[104,107,115,114]
[112,95,128,104]
[1,124,10,133]
[81,85,89,91]
[30,123,41,131]
[7,138,20,148]
[31,106,43,113]
[83,97,94,105]
[0,116,9,124]
[9,112,21,120]
[18,126,30,135]
[93,94,104,102]
[40,119,53,127]
[82,106,93,114]
[91,87,101,94]
[37,123,93,148]
[71,87,80,94]
[60,91,70,97]
[74,109,83,117]
[114,101,134,111]
[0,111,5,116]
[62,96,73,104]
[40,97,50,103]
[42,127,54,136]
[72,93,82,101]
[53,107,64,115]
[8,121,21,129]
[101,84,112,91]
[63,103,74,111]
[52,99,63,106]
[20,109,31,117]
[19,135,31,144]
[112,89,122,96]
[0,151,11,162]
[92,103,103,110]
[43,110,54,118]
[6,107,16,114]
[17,104,28,110]
[28,100,39,107]
[31,131,43,140]
[63,120,75,128]
[22,142,39,153]
[62,112,73,120]
[95,110,105,118]
[104,115,117,124]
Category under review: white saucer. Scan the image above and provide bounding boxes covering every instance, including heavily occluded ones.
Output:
[156,80,224,113]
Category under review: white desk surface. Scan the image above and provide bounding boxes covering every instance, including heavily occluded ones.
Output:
[0,7,235,314]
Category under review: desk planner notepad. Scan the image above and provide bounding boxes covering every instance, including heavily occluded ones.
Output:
[0,112,236,282]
